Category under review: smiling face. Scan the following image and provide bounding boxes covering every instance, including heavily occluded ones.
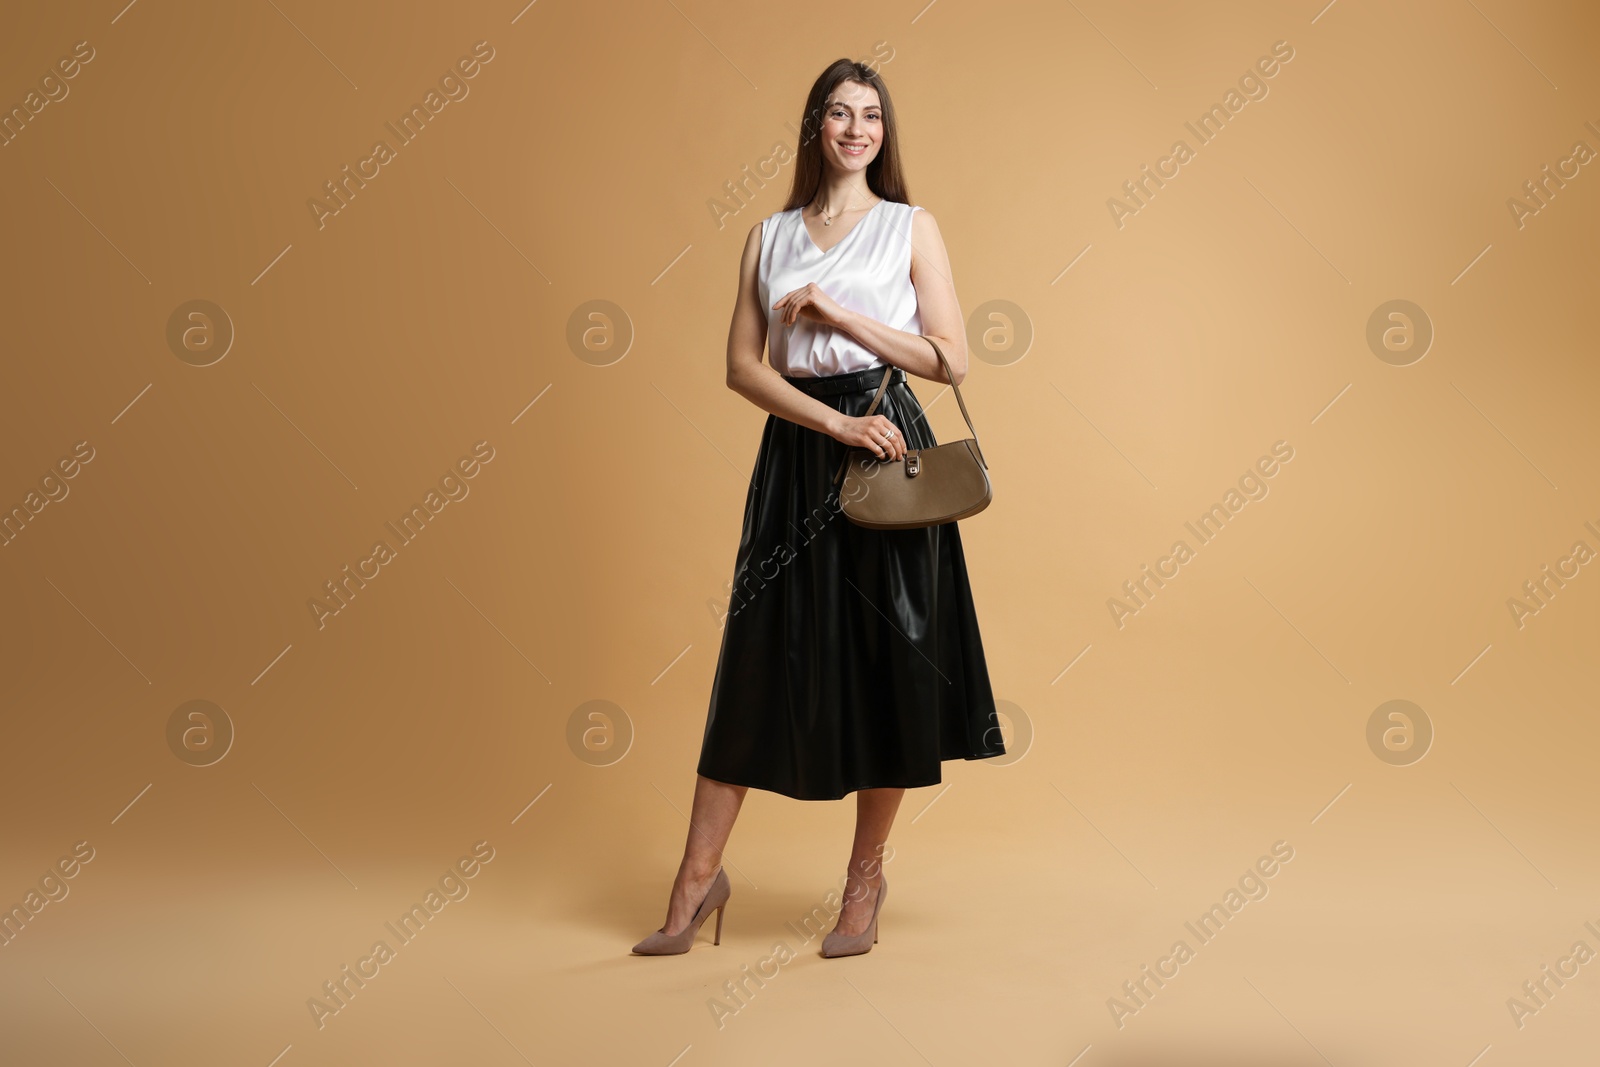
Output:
[819,80,883,174]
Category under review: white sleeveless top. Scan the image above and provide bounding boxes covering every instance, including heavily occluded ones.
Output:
[758,199,924,377]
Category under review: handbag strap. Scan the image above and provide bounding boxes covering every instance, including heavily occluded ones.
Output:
[832,366,895,485]
[922,336,988,469]
[829,336,988,486]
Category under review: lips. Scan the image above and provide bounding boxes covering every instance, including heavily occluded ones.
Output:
[839,142,868,155]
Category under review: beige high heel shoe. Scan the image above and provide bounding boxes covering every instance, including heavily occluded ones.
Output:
[631,868,730,955]
[820,874,887,958]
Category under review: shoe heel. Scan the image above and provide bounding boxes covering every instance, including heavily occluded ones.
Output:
[821,874,886,958]
[631,867,731,956]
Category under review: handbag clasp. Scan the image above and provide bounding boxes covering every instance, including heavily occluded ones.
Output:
[904,451,920,477]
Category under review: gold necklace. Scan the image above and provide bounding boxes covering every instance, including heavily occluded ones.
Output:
[815,197,878,226]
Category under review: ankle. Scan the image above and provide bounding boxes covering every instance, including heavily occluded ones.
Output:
[677,860,720,885]
[841,871,881,905]
[846,858,884,884]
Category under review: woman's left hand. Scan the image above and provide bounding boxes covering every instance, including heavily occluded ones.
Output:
[772,283,846,328]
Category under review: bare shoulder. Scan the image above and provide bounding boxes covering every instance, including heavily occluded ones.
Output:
[909,205,949,250]
[737,218,764,266]
[907,205,952,274]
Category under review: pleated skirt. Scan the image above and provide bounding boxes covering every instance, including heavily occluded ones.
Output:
[696,364,1004,801]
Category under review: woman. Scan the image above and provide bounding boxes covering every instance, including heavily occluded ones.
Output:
[632,58,1003,958]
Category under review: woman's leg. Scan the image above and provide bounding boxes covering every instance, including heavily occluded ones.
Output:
[659,774,748,935]
[833,786,903,936]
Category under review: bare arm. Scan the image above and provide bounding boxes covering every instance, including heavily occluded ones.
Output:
[724,221,852,437]
[772,207,969,386]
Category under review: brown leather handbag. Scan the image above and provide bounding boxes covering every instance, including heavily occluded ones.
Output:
[831,336,992,530]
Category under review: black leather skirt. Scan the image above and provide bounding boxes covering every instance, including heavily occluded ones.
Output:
[696,364,1005,801]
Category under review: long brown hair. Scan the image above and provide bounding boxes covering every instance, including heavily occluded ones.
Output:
[781,59,911,212]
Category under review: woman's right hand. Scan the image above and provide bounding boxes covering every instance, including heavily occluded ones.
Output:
[831,413,907,462]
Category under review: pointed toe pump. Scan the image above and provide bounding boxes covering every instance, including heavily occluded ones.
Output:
[631,867,731,955]
[821,875,887,958]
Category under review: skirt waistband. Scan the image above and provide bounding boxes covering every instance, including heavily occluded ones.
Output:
[782,365,905,397]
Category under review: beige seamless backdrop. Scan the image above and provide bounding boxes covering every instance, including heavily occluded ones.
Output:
[1,1,1597,1065]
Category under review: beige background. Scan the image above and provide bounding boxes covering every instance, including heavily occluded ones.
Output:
[1,0,1597,1064]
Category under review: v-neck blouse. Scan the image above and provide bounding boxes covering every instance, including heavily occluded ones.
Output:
[758,200,924,378]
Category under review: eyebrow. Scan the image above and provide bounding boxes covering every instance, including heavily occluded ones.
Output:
[825,102,880,111]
